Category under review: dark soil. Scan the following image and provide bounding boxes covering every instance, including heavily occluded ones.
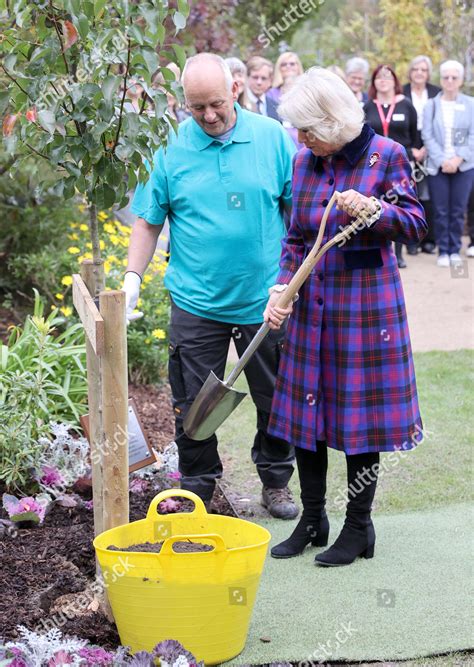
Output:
[0,475,235,648]
[128,382,175,452]
[108,540,214,553]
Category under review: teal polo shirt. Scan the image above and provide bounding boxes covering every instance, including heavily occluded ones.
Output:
[131,103,296,324]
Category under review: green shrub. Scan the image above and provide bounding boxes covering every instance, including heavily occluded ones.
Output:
[0,292,87,491]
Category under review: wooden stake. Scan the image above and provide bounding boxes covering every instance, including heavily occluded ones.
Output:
[80,262,105,537]
[99,289,129,530]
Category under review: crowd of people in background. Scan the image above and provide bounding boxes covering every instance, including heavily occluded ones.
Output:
[126,51,474,271]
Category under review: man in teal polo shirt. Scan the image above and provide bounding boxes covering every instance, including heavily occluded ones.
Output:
[123,53,298,518]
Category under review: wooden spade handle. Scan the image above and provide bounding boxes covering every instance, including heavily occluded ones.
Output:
[275,190,340,309]
[225,193,368,388]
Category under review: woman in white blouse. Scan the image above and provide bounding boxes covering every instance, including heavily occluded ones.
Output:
[422,60,474,268]
[403,56,440,255]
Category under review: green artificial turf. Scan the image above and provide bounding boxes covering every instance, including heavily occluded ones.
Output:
[223,503,473,665]
[218,350,474,515]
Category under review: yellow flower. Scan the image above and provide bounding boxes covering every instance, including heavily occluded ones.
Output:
[99,239,105,250]
[152,329,166,340]
[122,259,128,267]
[143,274,152,284]
[70,222,78,229]
[137,298,143,307]
[67,246,80,254]
[81,252,92,261]
[79,224,89,232]
[86,242,92,249]
[61,276,73,286]
[108,255,118,264]
[78,204,86,212]
[55,293,64,301]
[60,306,72,317]
[104,223,115,234]
[68,233,79,241]
[109,234,120,246]
[98,211,108,221]
[144,337,151,345]
[104,260,112,274]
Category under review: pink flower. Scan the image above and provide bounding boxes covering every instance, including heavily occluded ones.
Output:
[48,649,74,666]
[158,498,182,513]
[78,646,115,665]
[40,465,64,488]
[130,477,150,495]
[167,471,181,481]
[3,495,46,524]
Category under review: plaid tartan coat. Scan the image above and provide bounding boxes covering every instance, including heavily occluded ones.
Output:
[268,124,427,454]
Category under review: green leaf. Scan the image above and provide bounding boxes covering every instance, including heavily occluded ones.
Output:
[94,182,116,208]
[4,54,17,73]
[173,11,187,31]
[141,47,159,75]
[153,91,168,118]
[70,143,87,162]
[171,43,186,70]
[94,0,107,17]
[77,14,89,40]
[102,75,120,103]
[64,161,81,178]
[177,0,190,18]
[128,24,144,46]
[37,110,56,134]
[155,23,165,45]
[0,91,10,117]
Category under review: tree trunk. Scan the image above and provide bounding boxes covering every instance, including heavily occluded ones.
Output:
[88,202,105,297]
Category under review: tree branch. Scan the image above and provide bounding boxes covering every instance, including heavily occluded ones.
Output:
[113,35,132,154]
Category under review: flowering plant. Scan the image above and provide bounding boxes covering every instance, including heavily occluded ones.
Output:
[53,211,170,385]
[0,627,203,666]
[2,494,49,525]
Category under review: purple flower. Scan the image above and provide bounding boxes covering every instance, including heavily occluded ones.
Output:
[129,478,150,495]
[48,649,74,666]
[158,499,182,514]
[5,647,29,667]
[3,494,46,524]
[153,640,196,663]
[127,651,157,666]
[78,646,115,665]
[83,500,94,510]
[39,465,64,488]
[167,471,181,481]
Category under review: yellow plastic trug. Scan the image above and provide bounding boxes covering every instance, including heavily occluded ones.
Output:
[93,489,271,664]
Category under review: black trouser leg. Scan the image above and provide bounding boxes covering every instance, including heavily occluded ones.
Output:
[168,302,230,502]
[233,324,295,489]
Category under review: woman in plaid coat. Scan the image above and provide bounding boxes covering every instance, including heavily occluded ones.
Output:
[264,68,427,567]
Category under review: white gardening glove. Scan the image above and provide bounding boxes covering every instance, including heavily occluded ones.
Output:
[122,271,143,324]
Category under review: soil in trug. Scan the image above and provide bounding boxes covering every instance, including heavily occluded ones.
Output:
[107,540,215,553]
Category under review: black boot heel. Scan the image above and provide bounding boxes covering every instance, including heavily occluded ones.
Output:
[311,521,329,547]
[362,543,375,559]
[271,512,329,559]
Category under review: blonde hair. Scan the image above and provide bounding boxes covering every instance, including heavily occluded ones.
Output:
[272,52,304,89]
[278,67,364,145]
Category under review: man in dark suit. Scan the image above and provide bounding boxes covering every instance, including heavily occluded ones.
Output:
[246,55,281,122]
[403,55,441,255]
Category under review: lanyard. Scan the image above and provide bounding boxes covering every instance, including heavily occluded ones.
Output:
[375,99,396,137]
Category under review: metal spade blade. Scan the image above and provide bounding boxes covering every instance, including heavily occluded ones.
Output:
[183,370,248,440]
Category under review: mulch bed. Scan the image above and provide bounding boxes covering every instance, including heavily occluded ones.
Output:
[0,383,235,649]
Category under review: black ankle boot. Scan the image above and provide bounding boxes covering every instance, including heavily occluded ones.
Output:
[271,510,329,558]
[271,443,328,559]
[315,451,379,567]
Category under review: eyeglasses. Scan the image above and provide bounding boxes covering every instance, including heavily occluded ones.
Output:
[442,75,460,81]
[281,61,298,68]
[412,67,429,73]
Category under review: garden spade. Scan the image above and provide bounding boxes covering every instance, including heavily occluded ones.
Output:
[184,191,367,440]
